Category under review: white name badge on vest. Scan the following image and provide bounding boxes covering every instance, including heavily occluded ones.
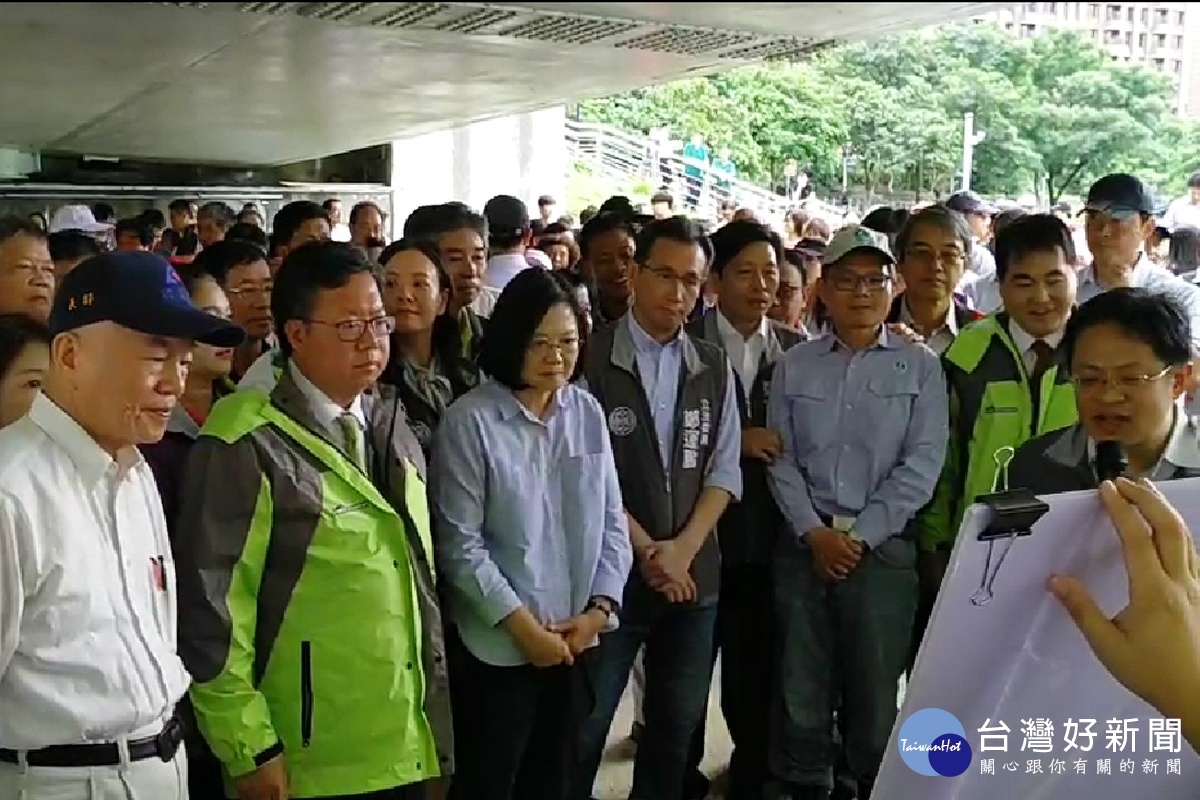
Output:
[681,399,713,470]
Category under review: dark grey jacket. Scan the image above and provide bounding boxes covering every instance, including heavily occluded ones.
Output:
[1009,412,1200,495]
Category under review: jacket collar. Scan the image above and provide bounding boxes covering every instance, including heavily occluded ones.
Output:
[270,365,347,458]
[888,295,979,331]
[166,404,201,439]
[1046,407,1200,476]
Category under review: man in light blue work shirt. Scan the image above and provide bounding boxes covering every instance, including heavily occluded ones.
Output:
[765,226,948,800]
[578,216,743,800]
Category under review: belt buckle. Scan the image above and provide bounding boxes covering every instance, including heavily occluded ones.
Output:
[155,718,184,762]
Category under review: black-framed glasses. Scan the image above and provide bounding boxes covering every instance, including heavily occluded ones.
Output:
[827,274,892,293]
[308,315,396,342]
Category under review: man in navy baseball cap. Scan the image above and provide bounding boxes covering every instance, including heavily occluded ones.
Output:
[45,250,245,448]
[50,250,245,347]
[1082,172,1157,219]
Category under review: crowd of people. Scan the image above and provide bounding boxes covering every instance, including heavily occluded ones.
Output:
[0,178,1197,800]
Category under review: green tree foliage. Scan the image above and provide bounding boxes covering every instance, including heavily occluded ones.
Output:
[579,21,1195,203]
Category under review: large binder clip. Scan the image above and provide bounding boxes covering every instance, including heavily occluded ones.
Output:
[969,446,1050,606]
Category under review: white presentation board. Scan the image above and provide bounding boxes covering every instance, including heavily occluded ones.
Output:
[874,479,1200,799]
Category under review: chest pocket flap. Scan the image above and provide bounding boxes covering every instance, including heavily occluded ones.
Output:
[867,370,920,399]
[784,369,826,400]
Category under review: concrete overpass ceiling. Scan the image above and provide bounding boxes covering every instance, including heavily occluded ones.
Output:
[0,2,1006,166]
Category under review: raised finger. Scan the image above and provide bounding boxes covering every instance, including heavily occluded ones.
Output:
[1121,478,1194,584]
[1100,480,1160,601]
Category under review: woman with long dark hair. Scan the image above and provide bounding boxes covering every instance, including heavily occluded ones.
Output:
[377,238,479,453]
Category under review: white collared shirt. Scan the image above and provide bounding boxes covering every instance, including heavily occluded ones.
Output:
[0,394,190,749]
[484,253,533,292]
[1163,197,1200,232]
[715,310,768,400]
[898,299,960,355]
[968,239,996,280]
[288,361,367,459]
[1007,319,1064,375]
[471,285,501,319]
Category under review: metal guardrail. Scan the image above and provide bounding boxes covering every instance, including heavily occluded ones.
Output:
[564,119,842,223]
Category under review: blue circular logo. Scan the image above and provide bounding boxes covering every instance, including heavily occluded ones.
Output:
[897,708,973,777]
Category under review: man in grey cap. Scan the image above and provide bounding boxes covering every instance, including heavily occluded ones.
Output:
[1079,172,1200,354]
[765,225,947,800]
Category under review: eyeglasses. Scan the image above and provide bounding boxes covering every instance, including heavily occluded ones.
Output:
[308,315,396,342]
[905,247,965,268]
[528,337,580,356]
[827,274,892,293]
[1070,365,1173,393]
[227,284,272,299]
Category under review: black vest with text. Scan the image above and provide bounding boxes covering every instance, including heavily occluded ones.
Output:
[584,318,729,616]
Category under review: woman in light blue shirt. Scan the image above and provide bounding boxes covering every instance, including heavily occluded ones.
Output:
[430,268,632,800]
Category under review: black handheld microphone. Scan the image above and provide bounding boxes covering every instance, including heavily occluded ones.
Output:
[1094,440,1128,483]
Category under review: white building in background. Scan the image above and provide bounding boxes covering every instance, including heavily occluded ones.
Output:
[985,2,1200,118]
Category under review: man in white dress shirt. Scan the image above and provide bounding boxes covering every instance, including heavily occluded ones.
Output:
[0,250,244,800]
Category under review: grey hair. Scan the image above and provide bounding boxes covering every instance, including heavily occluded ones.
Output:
[894,205,974,263]
[196,201,236,228]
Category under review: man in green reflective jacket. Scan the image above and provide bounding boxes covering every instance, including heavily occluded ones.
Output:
[915,215,1080,631]
[176,242,452,800]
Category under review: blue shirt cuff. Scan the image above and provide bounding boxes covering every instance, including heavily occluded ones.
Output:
[704,471,743,502]
[852,507,894,550]
[478,584,524,629]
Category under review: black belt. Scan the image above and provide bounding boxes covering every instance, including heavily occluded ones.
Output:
[0,716,184,768]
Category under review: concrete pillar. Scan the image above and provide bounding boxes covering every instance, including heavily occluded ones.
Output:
[389,105,568,233]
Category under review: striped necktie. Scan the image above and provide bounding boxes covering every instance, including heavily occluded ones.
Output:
[337,413,366,472]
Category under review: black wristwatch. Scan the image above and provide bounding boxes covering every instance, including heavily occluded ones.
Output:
[585,595,618,619]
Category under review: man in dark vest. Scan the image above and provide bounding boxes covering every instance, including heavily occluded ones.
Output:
[577,216,743,800]
[682,219,804,800]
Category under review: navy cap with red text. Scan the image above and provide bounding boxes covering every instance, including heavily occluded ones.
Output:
[49,250,246,348]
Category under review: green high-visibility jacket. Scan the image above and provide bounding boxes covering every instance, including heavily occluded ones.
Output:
[916,314,1078,552]
[175,371,453,798]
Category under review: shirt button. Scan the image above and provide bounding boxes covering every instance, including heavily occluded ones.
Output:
[406,662,414,670]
